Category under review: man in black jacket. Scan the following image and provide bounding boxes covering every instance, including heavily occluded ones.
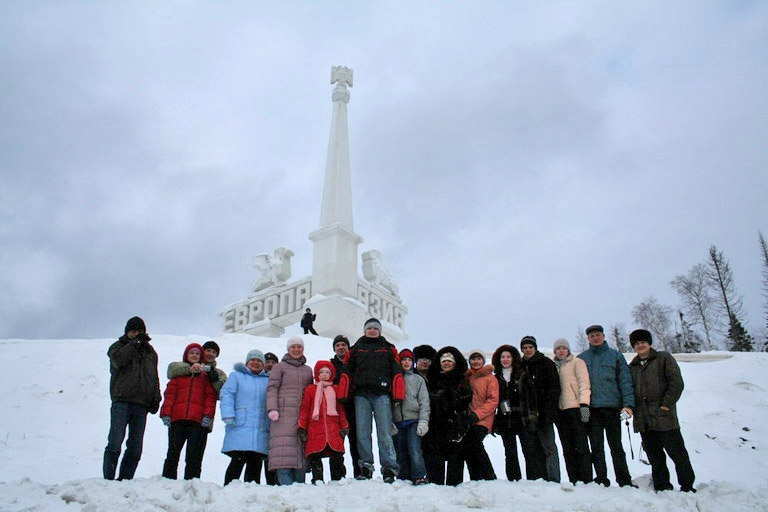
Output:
[519,335,561,482]
[103,316,161,480]
[330,334,360,478]
[300,308,318,335]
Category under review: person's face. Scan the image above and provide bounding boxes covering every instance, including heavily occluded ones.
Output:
[554,346,570,360]
[440,359,455,372]
[247,358,264,373]
[500,351,513,368]
[633,340,651,358]
[469,355,484,370]
[334,342,349,357]
[187,349,202,364]
[318,368,332,382]
[401,357,413,371]
[588,331,605,346]
[288,344,304,359]
[126,329,141,340]
[264,360,275,371]
[416,358,432,371]
[204,348,218,363]
[521,344,536,359]
[365,326,380,338]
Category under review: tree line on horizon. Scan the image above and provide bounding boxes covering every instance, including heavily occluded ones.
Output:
[574,231,768,354]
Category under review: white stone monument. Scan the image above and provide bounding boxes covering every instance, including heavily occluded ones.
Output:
[220,66,408,344]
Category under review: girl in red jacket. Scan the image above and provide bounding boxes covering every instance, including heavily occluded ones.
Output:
[160,343,217,480]
[297,360,348,484]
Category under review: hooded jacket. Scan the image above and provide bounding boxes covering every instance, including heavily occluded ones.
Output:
[160,343,217,424]
[219,361,270,454]
[297,361,349,456]
[465,364,499,431]
[425,346,473,454]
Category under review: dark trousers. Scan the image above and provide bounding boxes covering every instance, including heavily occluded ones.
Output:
[461,425,496,481]
[162,420,206,480]
[520,422,560,482]
[641,429,695,491]
[588,407,632,486]
[224,451,266,485]
[103,401,148,480]
[499,430,523,481]
[557,409,593,484]
[309,450,346,483]
[303,327,318,335]
[428,453,465,486]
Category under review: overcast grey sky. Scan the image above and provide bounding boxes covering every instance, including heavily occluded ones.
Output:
[2,1,766,349]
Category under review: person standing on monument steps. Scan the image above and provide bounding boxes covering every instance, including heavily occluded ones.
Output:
[301,308,318,335]
[103,316,161,480]
[578,324,637,488]
[344,318,404,482]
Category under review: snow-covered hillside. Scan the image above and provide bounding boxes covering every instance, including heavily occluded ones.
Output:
[1,334,767,511]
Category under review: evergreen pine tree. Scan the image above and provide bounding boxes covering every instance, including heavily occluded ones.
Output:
[678,311,703,353]
[706,245,753,352]
[610,325,630,353]
[728,313,754,352]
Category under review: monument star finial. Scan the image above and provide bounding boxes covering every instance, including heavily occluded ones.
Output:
[331,66,353,88]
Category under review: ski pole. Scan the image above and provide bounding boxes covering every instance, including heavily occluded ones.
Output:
[625,420,634,460]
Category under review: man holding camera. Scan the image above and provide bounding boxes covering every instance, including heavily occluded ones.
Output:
[103,316,161,480]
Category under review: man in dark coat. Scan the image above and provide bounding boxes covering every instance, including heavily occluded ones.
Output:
[519,336,561,482]
[103,316,161,480]
[330,334,360,478]
[629,329,696,492]
[300,308,318,335]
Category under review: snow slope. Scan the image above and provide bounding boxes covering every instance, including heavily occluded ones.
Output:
[1,334,767,511]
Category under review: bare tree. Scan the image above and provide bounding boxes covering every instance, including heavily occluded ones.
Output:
[574,326,588,353]
[670,263,719,350]
[706,245,753,351]
[609,324,630,353]
[631,296,677,351]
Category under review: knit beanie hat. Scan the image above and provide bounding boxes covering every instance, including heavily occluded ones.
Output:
[520,335,538,349]
[413,344,437,362]
[399,349,414,361]
[364,318,382,332]
[124,316,146,334]
[202,340,220,356]
[553,338,570,352]
[286,336,304,351]
[246,349,265,364]
[467,349,486,362]
[440,352,456,364]
[333,335,350,349]
[264,352,279,363]
[585,324,604,335]
[629,329,653,347]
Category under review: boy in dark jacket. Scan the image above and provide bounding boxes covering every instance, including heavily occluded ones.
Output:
[103,316,161,480]
[629,329,696,492]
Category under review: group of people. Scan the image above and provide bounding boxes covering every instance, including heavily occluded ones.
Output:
[103,317,696,493]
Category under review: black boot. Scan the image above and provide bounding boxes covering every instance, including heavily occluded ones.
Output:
[310,457,324,485]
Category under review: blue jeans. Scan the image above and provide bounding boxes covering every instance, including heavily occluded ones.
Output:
[355,393,399,474]
[394,421,427,480]
[103,401,148,480]
[275,468,306,485]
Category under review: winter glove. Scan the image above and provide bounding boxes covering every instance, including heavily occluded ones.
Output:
[223,417,235,426]
[136,333,151,343]
[161,416,171,427]
[297,428,308,443]
[149,401,160,415]
[579,405,590,423]
[468,411,479,425]
[268,410,280,422]
[201,416,212,428]
[416,420,429,437]
[340,428,349,439]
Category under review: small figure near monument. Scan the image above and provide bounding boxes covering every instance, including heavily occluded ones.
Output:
[251,247,294,294]
[301,308,318,335]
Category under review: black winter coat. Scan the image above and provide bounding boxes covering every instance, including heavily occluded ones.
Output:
[425,346,473,455]
[630,349,684,432]
[521,351,561,426]
[108,335,161,412]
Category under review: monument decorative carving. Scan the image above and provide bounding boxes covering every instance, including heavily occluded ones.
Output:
[362,250,399,298]
[251,246,294,294]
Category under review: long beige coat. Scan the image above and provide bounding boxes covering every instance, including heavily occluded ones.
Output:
[554,354,591,410]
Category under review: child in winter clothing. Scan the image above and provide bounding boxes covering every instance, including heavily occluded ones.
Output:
[297,360,349,484]
[392,349,431,484]
[160,343,217,480]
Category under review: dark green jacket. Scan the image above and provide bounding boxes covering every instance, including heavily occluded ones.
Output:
[629,349,684,432]
[108,335,161,412]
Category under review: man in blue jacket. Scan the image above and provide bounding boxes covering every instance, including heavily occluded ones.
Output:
[577,325,636,487]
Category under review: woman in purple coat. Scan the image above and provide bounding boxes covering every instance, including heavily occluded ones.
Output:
[266,336,313,485]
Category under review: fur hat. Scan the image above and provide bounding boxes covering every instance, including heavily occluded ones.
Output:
[333,335,350,349]
[202,340,220,356]
[413,344,437,362]
[520,335,538,349]
[553,338,570,352]
[629,329,653,347]
[183,343,204,363]
[467,348,486,362]
[398,349,414,361]
[286,336,304,351]
[364,318,382,332]
[586,324,604,335]
[439,352,456,364]
[264,352,279,363]
[246,349,265,364]
[124,316,146,334]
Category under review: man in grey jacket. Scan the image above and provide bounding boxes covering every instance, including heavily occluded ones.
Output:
[629,329,696,492]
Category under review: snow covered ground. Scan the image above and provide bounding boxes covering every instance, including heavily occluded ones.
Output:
[1,333,767,511]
